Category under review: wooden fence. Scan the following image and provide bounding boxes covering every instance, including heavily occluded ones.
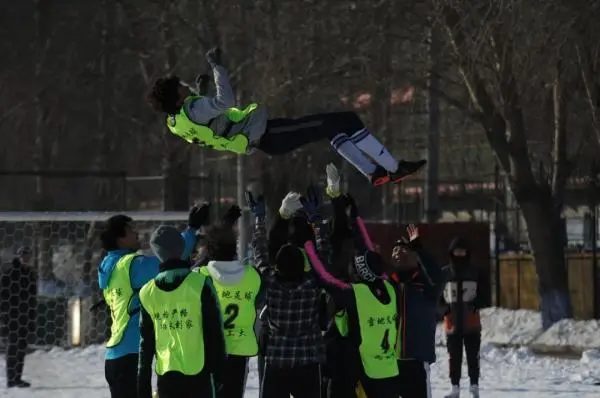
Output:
[499,254,599,319]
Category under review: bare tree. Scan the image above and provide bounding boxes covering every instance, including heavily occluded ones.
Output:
[431,0,596,327]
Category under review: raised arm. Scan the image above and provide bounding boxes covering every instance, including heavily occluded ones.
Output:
[301,185,352,296]
[246,191,274,277]
[268,192,304,258]
[186,48,236,123]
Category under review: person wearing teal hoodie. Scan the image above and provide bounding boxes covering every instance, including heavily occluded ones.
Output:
[98,204,209,398]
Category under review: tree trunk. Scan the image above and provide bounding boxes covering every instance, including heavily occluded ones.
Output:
[519,194,572,329]
[160,5,190,211]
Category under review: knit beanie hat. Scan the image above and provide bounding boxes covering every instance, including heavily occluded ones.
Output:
[353,250,386,283]
[150,225,185,262]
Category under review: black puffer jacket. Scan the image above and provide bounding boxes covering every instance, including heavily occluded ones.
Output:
[0,258,37,336]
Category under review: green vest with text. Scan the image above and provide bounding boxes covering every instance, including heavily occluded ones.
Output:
[199,266,261,356]
[167,96,258,154]
[103,253,140,348]
[139,272,207,375]
[337,281,399,379]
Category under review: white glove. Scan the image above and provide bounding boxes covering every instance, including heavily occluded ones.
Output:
[279,192,303,219]
[325,163,341,198]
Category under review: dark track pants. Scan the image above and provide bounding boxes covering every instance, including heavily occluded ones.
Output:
[260,363,322,398]
[446,332,481,386]
[397,359,431,398]
[258,112,364,155]
[105,354,138,398]
[359,373,400,398]
[217,355,249,398]
[157,370,215,398]
[6,328,28,386]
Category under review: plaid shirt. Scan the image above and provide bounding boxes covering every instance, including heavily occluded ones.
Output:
[252,217,326,368]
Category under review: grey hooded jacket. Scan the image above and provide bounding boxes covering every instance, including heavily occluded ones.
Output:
[184,66,268,152]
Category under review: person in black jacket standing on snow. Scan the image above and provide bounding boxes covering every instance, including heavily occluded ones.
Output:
[0,246,37,388]
[442,238,484,398]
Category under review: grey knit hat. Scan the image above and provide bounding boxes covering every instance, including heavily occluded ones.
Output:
[150,225,185,262]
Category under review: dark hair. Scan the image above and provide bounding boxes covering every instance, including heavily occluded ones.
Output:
[204,221,237,261]
[288,215,315,246]
[275,244,305,282]
[100,215,133,251]
[146,75,182,115]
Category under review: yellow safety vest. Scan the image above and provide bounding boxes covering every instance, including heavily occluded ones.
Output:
[139,272,207,375]
[199,266,261,356]
[167,96,258,154]
[103,253,140,347]
[337,281,400,379]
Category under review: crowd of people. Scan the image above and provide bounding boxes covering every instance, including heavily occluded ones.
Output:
[96,163,485,398]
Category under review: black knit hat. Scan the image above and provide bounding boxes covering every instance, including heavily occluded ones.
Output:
[353,250,385,282]
[275,243,305,282]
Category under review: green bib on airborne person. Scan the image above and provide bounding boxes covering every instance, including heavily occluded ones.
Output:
[139,272,207,376]
[338,281,399,379]
[166,96,258,154]
[199,267,261,356]
[103,253,140,348]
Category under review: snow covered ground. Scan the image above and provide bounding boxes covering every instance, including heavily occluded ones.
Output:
[435,307,545,347]
[0,343,598,397]
[0,308,597,397]
[532,318,600,351]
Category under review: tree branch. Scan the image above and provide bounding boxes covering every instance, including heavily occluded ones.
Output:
[441,6,512,174]
[575,44,600,143]
[551,61,569,202]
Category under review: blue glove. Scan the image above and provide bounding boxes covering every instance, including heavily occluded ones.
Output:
[245,191,266,220]
[301,185,324,223]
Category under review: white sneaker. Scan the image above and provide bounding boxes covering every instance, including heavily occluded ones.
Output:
[470,385,479,398]
[444,385,460,398]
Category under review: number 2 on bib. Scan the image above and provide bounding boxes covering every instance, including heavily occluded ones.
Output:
[223,303,240,329]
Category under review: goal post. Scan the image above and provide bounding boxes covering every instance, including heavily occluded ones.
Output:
[0,211,190,349]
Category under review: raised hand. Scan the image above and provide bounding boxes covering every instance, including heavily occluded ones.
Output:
[188,202,211,229]
[205,47,223,68]
[406,224,419,241]
[301,185,324,223]
[279,192,303,219]
[245,191,266,220]
[222,204,242,225]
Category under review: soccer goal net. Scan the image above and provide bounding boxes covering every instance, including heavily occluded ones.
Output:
[0,211,189,349]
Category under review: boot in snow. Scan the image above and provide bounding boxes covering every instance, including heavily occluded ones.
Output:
[470,385,479,398]
[444,385,460,398]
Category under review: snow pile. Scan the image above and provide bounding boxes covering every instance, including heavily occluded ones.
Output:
[531,318,600,353]
[570,349,600,384]
[480,307,543,345]
[435,307,543,347]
